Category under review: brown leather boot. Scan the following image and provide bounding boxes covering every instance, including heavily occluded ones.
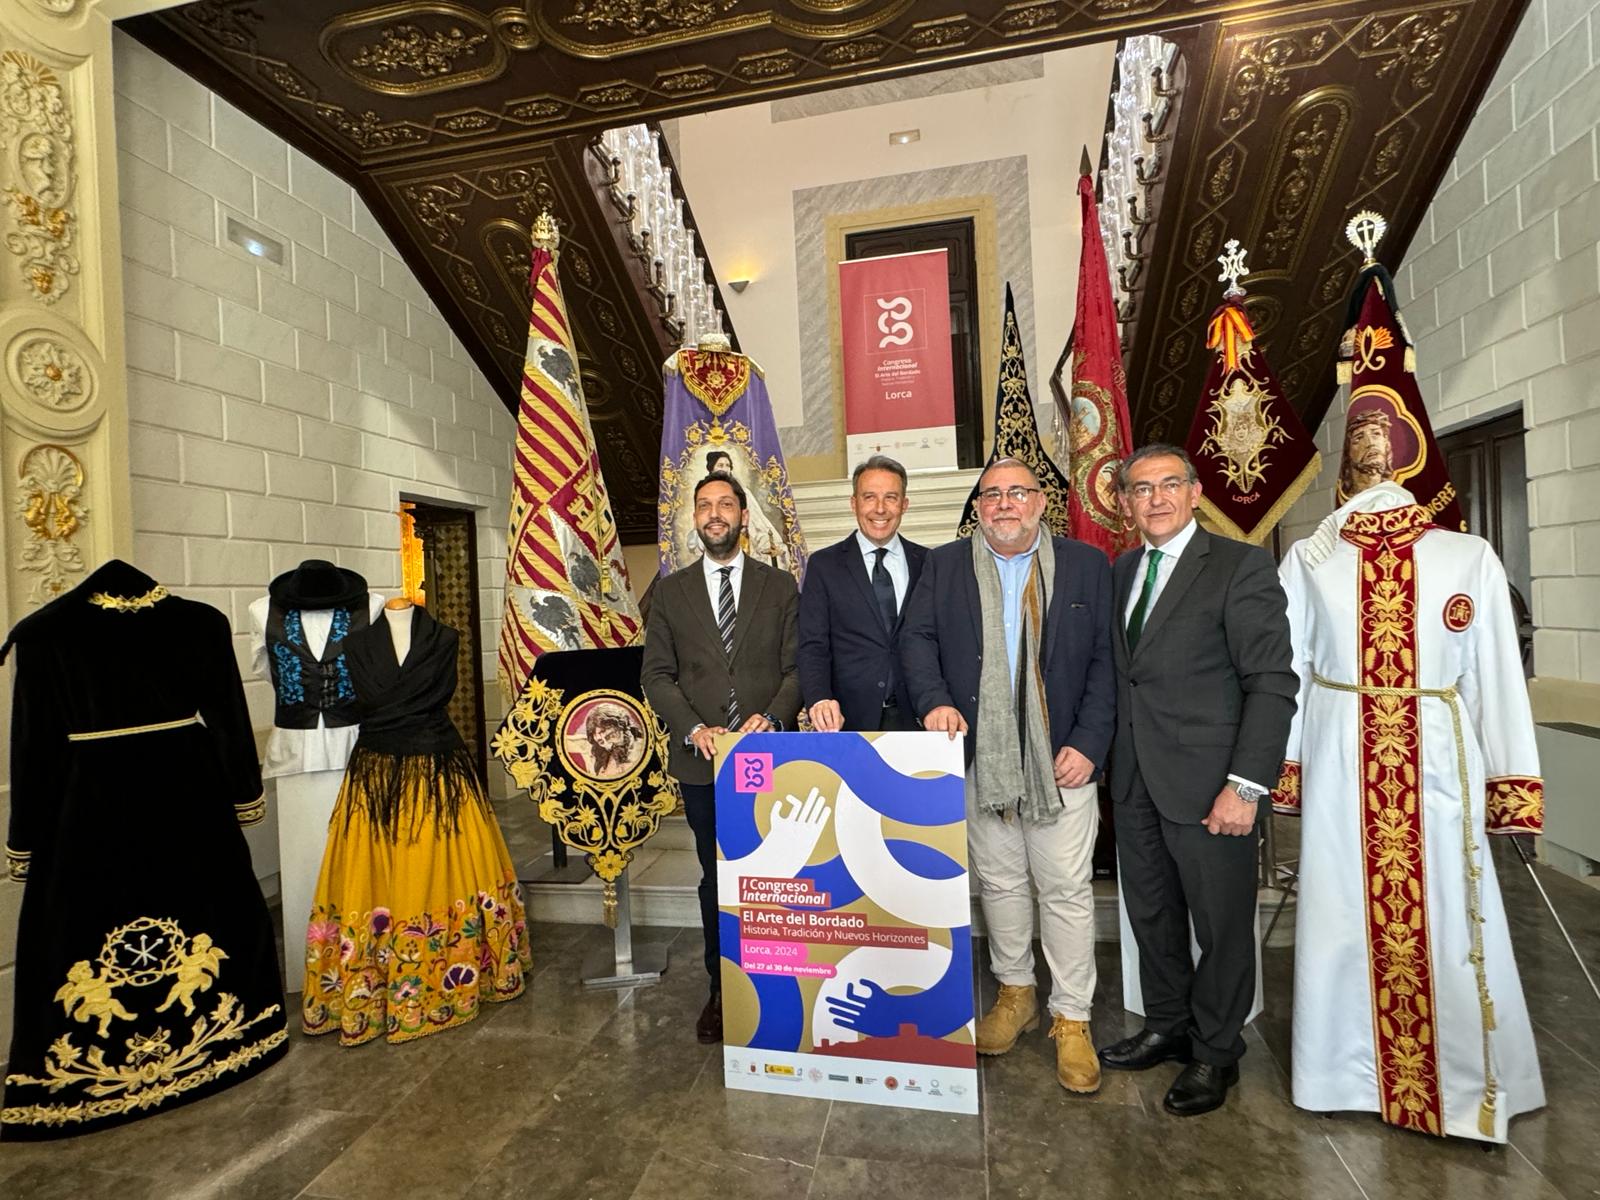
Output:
[975,983,1039,1055]
[1048,1015,1101,1094]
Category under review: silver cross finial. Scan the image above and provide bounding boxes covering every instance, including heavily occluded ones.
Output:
[1216,238,1249,298]
[1345,210,1387,266]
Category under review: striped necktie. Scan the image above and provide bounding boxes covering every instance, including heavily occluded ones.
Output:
[718,566,740,727]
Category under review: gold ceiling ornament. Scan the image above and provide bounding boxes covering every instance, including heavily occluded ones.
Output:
[323,5,510,97]
[27,0,82,15]
[0,50,78,305]
[532,0,915,59]
[16,442,88,605]
[491,677,680,926]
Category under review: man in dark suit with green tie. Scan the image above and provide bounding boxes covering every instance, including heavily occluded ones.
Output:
[1100,444,1297,1116]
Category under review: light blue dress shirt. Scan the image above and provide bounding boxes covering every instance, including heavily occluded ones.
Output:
[988,531,1042,684]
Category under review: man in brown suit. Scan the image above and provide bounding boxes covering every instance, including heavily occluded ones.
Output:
[641,471,800,1043]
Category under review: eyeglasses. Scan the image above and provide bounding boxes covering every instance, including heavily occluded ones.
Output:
[1126,478,1189,502]
[976,485,1042,506]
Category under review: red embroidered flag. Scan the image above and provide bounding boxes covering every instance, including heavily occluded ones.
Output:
[1063,171,1135,559]
[1184,295,1320,544]
[497,212,640,700]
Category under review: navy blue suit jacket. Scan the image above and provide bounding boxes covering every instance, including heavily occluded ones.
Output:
[900,534,1115,771]
[797,533,928,730]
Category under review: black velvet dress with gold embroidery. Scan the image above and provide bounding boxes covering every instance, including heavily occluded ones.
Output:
[1,560,288,1140]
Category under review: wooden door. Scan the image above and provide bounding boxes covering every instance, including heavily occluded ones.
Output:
[1439,411,1533,670]
[845,219,984,469]
[405,501,490,780]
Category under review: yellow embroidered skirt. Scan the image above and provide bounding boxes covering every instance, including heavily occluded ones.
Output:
[302,745,531,1046]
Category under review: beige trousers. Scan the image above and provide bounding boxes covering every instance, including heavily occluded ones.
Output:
[965,773,1099,1020]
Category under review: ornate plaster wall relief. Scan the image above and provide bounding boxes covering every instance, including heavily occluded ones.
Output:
[0,49,79,305]
[14,334,92,412]
[15,442,88,603]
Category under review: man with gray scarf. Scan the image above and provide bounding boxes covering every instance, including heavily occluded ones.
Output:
[900,458,1115,1093]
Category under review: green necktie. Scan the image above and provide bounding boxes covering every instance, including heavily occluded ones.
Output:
[1126,548,1164,651]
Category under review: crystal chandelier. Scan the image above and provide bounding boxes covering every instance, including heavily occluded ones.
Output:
[592,124,728,347]
[1098,35,1181,324]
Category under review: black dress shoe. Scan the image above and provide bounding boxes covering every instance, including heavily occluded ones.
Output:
[696,992,723,1044]
[1098,1028,1192,1071]
[1162,1060,1239,1116]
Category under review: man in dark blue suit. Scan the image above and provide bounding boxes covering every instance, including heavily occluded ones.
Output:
[798,455,927,733]
[901,457,1115,1094]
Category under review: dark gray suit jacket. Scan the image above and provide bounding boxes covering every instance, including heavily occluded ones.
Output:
[640,557,800,787]
[1107,524,1297,823]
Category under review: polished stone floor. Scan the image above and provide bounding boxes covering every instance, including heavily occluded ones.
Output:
[1,839,1597,1199]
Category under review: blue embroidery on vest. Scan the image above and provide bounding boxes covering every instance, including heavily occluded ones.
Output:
[272,643,304,703]
[328,608,356,701]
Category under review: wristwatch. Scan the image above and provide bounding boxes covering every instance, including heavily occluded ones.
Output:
[761,712,783,731]
[1234,781,1269,805]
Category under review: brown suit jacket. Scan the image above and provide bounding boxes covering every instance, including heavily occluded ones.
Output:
[640,556,801,786]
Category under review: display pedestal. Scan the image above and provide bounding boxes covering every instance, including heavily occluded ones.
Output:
[275,769,343,992]
[582,872,667,989]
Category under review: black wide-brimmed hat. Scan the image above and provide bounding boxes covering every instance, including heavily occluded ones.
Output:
[269,559,368,609]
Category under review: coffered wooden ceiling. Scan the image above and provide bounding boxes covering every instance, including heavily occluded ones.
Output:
[124,0,1530,538]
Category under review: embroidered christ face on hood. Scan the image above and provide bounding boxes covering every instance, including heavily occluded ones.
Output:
[1340,409,1396,497]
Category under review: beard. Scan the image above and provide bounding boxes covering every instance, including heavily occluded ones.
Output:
[697,520,742,558]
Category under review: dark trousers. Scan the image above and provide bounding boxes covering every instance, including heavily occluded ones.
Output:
[1116,770,1259,1066]
[877,701,920,731]
[678,781,720,987]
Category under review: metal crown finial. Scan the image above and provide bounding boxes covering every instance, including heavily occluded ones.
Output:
[1216,238,1249,298]
[531,208,560,251]
[1345,210,1387,267]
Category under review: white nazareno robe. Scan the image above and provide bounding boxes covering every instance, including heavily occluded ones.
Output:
[1273,488,1544,1143]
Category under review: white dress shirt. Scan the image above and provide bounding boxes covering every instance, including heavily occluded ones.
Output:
[1122,515,1199,625]
[701,548,745,614]
[855,530,909,611]
[1123,517,1263,797]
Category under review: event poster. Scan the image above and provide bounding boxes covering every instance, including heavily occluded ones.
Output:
[839,250,957,471]
[715,731,976,1114]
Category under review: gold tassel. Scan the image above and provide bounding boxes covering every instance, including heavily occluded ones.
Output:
[602,879,618,929]
[1404,346,1417,374]
[1336,361,1353,385]
[1478,1094,1497,1137]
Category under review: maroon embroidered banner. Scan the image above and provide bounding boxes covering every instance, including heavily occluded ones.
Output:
[1184,297,1320,545]
[1336,273,1466,531]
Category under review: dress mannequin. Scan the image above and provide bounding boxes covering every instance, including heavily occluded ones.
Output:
[247,560,383,992]
[385,597,414,666]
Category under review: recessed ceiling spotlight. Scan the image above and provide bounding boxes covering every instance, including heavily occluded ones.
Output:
[888,129,921,145]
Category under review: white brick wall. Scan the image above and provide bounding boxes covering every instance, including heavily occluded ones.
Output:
[113,31,513,731]
[1279,0,1600,686]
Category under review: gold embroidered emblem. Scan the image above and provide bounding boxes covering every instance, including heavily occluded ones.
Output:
[1443,593,1474,632]
[2,918,284,1129]
[492,677,678,925]
[88,584,169,612]
[1198,374,1288,496]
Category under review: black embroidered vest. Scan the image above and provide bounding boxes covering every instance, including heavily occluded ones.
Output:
[265,599,369,729]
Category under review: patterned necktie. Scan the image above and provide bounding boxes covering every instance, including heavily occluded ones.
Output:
[718,566,740,727]
[871,547,897,633]
[1126,548,1163,651]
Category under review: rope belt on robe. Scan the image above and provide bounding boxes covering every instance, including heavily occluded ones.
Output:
[1312,672,1499,1137]
[66,713,203,741]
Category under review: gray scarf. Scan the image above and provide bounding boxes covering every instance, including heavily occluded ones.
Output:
[970,530,1061,824]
